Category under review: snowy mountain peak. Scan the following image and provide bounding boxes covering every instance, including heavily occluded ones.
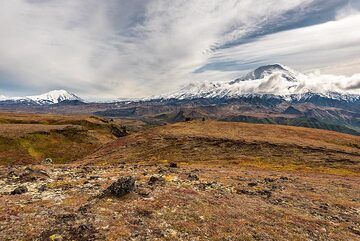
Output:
[25,90,83,104]
[154,64,360,103]
[231,64,300,83]
[0,90,83,105]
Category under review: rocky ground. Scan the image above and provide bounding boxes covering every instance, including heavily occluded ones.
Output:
[0,116,359,240]
[0,162,359,241]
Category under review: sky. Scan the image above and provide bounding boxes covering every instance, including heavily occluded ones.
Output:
[0,0,359,99]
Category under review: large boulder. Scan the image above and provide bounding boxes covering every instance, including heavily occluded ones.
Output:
[103,176,135,197]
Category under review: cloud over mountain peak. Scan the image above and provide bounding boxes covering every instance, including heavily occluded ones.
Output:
[0,0,359,98]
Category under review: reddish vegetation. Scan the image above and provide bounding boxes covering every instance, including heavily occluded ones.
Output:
[84,121,359,174]
[0,114,359,240]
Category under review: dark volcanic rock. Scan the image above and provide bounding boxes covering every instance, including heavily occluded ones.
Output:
[188,173,199,181]
[11,186,28,195]
[148,175,165,186]
[279,176,289,181]
[104,176,135,197]
[257,189,272,198]
[264,178,276,183]
[38,184,47,192]
[19,168,50,182]
[169,162,177,168]
[248,182,258,187]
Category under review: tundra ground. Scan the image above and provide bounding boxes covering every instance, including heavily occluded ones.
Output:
[0,113,359,240]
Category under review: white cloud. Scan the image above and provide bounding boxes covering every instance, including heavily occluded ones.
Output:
[0,0,359,98]
[208,13,360,76]
[162,70,360,100]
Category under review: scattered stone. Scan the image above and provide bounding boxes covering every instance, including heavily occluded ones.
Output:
[19,168,50,182]
[236,188,272,198]
[349,226,360,235]
[103,176,135,197]
[11,186,28,195]
[157,167,166,174]
[236,189,253,195]
[136,187,152,197]
[269,198,286,205]
[7,170,19,179]
[195,181,217,191]
[270,185,279,191]
[148,175,165,186]
[264,178,275,183]
[248,182,258,187]
[38,184,47,192]
[257,189,272,198]
[188,173,199,181]
[169,162,177,168]
[42,158,53,165]
[319,203,329,210]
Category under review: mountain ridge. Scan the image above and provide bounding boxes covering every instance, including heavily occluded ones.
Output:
[152,64,359,103]
[1,64,359,105]
[0,90,83,105]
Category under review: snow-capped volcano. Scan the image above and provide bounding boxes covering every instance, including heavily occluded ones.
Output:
[155,64,360,102]
[231,64,303,83]
[25,90,82,104]
[1,90,83,105]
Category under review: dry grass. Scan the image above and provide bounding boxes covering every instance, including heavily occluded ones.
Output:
[0,124,72,138]
[0,112,147,165]
[0,117,359,240]
[84,120,360,174]
[160,121,360,153]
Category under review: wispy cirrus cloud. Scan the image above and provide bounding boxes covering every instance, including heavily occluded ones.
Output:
[0,0,359,98]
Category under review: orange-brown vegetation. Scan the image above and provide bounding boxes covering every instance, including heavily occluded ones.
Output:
[0,114,359,240]
[84,121,360,174]
[0,112,146,165]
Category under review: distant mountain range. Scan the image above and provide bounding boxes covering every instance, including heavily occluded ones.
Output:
[1,64,359,106]
[1,64,359,135]
[152,64,359,105]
